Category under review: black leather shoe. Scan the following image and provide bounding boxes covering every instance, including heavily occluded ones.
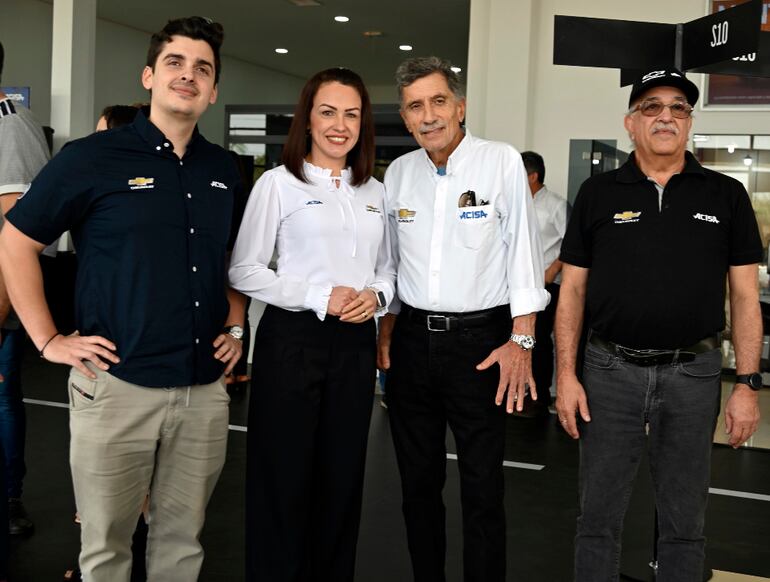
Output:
[8,498,34,536]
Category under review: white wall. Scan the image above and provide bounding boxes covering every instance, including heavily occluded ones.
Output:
[3,0,304,144]
[1,0,54,124]
[468,0,770,198]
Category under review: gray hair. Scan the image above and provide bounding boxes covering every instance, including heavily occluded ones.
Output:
[395,56,464,103]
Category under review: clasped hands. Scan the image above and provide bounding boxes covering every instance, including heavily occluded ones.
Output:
[328,286,377,323]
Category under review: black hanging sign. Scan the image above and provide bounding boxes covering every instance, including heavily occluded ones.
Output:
[553,0,767,83]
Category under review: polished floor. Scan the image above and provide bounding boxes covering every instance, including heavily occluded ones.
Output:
[8,342,770,581]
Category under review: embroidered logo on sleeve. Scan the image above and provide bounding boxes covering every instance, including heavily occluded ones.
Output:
[210,181,228,190]
[613,210,641,224]
[397,208,416,223]
[693,213,719,224]
[128,177,155,190]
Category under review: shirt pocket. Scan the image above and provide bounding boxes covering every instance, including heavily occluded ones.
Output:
[456,206,494,250]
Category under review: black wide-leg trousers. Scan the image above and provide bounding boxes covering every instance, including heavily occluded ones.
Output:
[387,306,510,582]
[245,305,376,582]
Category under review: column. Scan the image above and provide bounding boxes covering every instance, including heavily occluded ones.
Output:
[50,0,96,153]
[466,0,535,149]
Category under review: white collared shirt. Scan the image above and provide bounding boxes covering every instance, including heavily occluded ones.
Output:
[229,161,396,320]
[384,131,549,318]
[532,185,567,284]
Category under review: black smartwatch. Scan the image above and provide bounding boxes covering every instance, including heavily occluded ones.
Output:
[736,372,763,391]
[368,287,387,310]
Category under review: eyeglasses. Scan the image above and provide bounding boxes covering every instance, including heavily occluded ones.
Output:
[631,100,693,119]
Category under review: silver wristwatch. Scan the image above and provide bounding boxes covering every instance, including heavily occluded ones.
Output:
[223,325,244,340]
[510,333,536,351]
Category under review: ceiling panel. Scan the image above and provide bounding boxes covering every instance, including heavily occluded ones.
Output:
[95,0,470,86]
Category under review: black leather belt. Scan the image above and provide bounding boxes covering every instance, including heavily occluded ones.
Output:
[589,333,719,366]
[402,304,509,332]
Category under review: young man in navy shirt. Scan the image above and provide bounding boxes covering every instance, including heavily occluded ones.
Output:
[0,17,245,581]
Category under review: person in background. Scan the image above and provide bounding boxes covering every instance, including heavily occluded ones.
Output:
[519,150,567,418]
[95,104,140,132]
[0,39,49,541]
[229,67,395,582]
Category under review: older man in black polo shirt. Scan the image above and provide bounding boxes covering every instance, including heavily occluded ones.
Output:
[0,17,244,582]
[556,69,762,582]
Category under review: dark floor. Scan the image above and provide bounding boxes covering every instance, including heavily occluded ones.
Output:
[9,341,770,581]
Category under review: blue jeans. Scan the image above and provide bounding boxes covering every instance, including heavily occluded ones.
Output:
[0,327,26,499]
[575,342,722,582]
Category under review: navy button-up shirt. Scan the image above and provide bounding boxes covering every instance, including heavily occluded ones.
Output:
[8,111,240,387]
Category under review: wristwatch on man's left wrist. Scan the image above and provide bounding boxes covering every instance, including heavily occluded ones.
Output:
[368,287,387,311]
[736,372,763,391]
[510,333,536,351]
[223,325,244,341]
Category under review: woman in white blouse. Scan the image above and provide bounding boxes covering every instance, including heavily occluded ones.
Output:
[229,68,395,582]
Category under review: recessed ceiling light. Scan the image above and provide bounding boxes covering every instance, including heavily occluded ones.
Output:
[399,44,413,51]
[450,66,462,73]
[334,15,349,22]
[275,48,289,54]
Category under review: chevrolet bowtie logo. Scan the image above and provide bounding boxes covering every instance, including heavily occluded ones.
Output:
[398,208,416,218]
[613,211,641,221]
[128,177,154,186]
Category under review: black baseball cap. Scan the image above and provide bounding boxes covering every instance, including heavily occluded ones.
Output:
[628,68,699,107]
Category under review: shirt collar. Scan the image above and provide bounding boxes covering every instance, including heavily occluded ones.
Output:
[303,160,351,181]
[132,109,201,156]
[533,185,547,199]
[617,150,705,184]
[422,128,472,176]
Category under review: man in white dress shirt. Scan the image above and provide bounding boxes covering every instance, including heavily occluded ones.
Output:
[377,56,548,582]
[520,151,567,417]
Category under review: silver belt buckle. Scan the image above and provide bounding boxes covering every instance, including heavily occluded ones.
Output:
[427,314,450,332]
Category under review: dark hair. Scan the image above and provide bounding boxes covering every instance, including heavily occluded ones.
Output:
[395,56,464,104]
[282,68,375,187]
[0,42,4,84]
[521,151,545,184]
[146,17,224,84]
[101,104,140,129]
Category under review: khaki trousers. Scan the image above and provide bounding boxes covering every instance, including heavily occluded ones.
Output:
[67,366,230,582]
